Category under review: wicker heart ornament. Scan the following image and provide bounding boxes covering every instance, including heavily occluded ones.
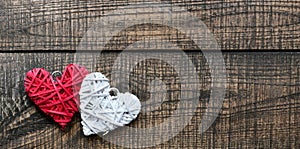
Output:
[24,64,89,129]
[79,72,141,136]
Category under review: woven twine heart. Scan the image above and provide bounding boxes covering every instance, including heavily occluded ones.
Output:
[79,72,141,136]
[24,64,89,129]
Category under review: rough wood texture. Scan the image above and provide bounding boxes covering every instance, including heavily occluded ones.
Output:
[0,0,299,148]
[0,52,299,148]
[0,0,299,50]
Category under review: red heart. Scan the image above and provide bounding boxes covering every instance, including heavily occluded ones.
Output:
[24,64,89,129]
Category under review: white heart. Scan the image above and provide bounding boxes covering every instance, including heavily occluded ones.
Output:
[79,72,141,136]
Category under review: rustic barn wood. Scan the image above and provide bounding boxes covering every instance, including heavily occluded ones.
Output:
[0,0,299,148]
[0,52,299,148]
[0,0,299,50]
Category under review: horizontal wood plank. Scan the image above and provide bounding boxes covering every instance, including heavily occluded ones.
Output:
[0,0,299,51]
[0,52,299,148]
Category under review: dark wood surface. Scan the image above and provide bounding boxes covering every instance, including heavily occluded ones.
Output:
[0,52,299,148]
[0,0,299,50]
[0,0,299,148]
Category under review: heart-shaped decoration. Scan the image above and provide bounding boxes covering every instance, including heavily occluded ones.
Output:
[24,64,89,129]
[79,72,141,136]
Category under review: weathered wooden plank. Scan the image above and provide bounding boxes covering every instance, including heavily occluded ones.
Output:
[0,0,299,50]
[0,52,299,148]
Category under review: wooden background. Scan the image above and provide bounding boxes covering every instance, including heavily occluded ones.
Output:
[0,0,300,148]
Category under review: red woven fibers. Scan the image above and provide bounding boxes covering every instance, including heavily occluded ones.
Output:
[24,64,89,129]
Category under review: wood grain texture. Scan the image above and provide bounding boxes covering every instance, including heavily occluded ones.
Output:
[0,0,299,50]
[0,52,299,148]
[0,0,299,148]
